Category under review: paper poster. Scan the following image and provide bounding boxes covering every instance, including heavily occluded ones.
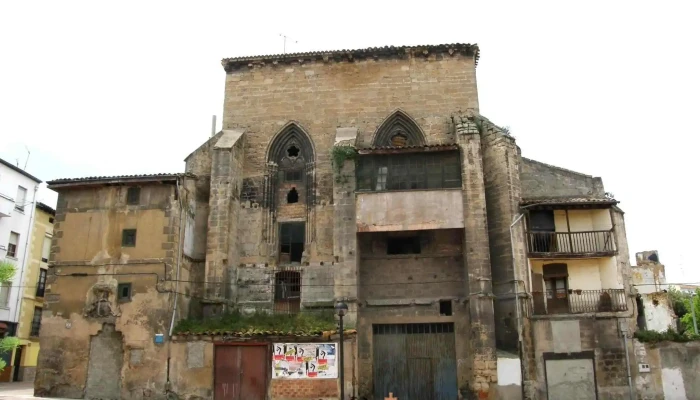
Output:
[272,343,337,379]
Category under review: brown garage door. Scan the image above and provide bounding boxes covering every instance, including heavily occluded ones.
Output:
[215,344,269,400]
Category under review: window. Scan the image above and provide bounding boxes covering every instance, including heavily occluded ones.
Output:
[285,170,302,182]
[126,187,141,205]
[0,282,11,308]
[439,300,452,316]
[357,151,461,192]
[274,271,301,313]
[287,188,299,204]
[117,283,132,302]
[279,223,305,263]
[15,186,27,211]
[36,269,47,298]
[121,229,137,247]
[545,278,568,300]
[387,236,421,255]
[30,307,42,337]
[7,232,19,258]
[41,236,51,263]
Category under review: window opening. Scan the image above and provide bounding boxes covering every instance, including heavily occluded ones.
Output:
[117,283,132,302]
[30,307,42,337]
[7,232,19,258]
[287,145,300,158]
[287,188,299,204]
[121,229,137,247]
[0,282,11,308]
[15,186,27,212]
[357,151,461,192]
[126,187,141,205]
[41,236,51,262]
[274,271,301,313]
[279,223,305,263]
[36,269,47,297]
[439,300,452,316]
[387,236,421,255]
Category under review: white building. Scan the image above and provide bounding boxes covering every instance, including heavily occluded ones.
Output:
[0,158,41,342]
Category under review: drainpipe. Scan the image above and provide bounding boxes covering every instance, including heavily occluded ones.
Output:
[168,177,185,337]
[13,185,38,325]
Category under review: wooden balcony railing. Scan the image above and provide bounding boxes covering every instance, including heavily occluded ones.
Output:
[532,289,627,315]
[526,230,615,257]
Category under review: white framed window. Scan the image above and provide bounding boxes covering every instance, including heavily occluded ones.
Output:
[41,235,51,263]
[15,186,27,211]
[0,282,11,308]
[7,232,19,258]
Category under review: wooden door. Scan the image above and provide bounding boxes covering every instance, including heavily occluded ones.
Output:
[214,344,268,400]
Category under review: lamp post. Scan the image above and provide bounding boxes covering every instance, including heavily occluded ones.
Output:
[691,292,698,335]
[335,301,348,400]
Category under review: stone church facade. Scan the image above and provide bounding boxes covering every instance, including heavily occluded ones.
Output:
[35,44,637,400]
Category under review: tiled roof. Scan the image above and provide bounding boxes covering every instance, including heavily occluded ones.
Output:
[357,144,459,154]
[520,197,619,206]
[173,329,357,340]
[47,173,180,186]
[222,43,480,70]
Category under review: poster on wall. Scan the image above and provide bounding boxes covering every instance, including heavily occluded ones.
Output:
[272,343,337,379]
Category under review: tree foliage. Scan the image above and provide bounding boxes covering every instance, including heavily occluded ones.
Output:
[0,260,17,371]
[668,287,700,335]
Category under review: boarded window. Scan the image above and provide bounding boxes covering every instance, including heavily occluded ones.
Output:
[121,229,137,247]
[357,151,461,191]
[41,236,51,262]
[15,186,27,211]
[7,232,19,258]
[126,187,141,205]
[0,282,11,308]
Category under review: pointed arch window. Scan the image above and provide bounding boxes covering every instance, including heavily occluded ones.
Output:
[372,110,426,148]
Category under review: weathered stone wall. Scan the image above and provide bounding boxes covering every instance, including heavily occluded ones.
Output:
[35,181,188,400]
[634,340,700,400]
[520,158,605,198]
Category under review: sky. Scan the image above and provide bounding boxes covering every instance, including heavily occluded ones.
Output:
[1,1,698,284]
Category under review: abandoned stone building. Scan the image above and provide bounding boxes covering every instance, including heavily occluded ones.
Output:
[35,43,644,400]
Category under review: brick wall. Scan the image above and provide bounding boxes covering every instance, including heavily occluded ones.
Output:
[270,379,337,399]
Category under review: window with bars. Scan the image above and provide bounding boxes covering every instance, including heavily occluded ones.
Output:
[30,307,42,337]
[357,151,461,192]
[36,269,47,297]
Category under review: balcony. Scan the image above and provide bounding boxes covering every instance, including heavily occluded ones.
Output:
[532,289,627,315]
[526,230,615,258]
[0,193,13,217]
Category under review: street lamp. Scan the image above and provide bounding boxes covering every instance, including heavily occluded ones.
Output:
[691,292,698,335]
[335,301,348,400]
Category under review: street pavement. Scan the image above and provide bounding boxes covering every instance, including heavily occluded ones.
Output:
[0,382,70,400]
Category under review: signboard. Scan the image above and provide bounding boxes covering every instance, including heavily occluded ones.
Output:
[272,343,337,379]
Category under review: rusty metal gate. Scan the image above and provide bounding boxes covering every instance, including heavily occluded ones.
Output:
[373,323,458,400]
[214,344,268,400]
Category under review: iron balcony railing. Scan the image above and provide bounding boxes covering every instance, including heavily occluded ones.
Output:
[532,289,628,315]
[526,230,615,256]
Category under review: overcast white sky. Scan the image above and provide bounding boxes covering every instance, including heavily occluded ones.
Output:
[1,1,698,284]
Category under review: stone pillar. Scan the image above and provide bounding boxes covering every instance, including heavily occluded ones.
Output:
[203,130,245,316]
[456,117,498,399]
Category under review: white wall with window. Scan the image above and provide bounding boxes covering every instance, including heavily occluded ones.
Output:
[0,158,41,326]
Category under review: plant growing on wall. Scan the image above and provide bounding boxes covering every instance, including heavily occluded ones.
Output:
[0,260,19,371]
[331,146,357,184]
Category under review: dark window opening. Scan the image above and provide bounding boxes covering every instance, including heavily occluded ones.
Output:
[49,217,54,224]
[529,210,555,252]
[357,151,461,192]
[117,283,132,302]
[387,236,421,255]
[274,271,301,313]
[280,223,305,263]
[285,170,302,182]
[121,229,137,247]
[439,300,452,316]
[287,188,299,204]
[287,145,300,158]
[30,307,42,337]
[35,269,47,298]
[126,187,141,205]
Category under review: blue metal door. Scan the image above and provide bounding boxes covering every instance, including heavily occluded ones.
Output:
[373,323,458,400]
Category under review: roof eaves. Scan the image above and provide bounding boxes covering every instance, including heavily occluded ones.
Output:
[0,157,42,183]
[222,43,480,71]
[47,173,181,188]
[36,202,56,216]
